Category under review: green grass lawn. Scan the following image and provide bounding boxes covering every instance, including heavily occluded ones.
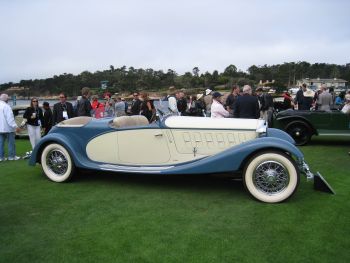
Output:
[0,138,349,263]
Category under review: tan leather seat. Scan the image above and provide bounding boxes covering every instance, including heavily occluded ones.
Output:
[57,116,93,127]
[113,115,149,128]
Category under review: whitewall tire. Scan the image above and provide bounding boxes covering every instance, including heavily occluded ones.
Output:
[243,152,299,203]
[41,143,75,182]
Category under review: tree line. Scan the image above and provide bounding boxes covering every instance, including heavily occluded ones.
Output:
[1,62,349,97]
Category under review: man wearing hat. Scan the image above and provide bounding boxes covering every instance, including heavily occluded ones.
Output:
[233,85,260,119]
[211,92,229,118]
[204,88,213,117]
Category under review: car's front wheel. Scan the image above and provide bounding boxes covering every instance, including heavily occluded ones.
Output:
[243,152,299,203]
[41,143,75,182]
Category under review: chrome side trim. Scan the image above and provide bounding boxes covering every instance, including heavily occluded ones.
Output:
[99,164,174,173]
[318,133,350,136]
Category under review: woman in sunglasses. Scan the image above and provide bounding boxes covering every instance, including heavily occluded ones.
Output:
[23,97,44,149]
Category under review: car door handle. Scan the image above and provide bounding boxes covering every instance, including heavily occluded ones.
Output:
[154,133,163,137]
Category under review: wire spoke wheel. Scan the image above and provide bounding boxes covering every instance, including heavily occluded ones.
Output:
[244,152,299,203]
[46,149,69,176]
[41,143,75,182]
[253,161,289,195]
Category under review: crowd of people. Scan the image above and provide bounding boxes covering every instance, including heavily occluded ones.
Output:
[1,84,350,161]
[162,84,268,120]
[291,83,350,112]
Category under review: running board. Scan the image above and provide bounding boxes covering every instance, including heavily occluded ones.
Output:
[99,164,174,174]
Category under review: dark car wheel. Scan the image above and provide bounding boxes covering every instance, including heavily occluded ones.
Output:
[285,121,311,146]
[41,143,75,182]
[243,151,300,203]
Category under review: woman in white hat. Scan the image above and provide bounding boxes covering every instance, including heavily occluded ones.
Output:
[341,94,350,114]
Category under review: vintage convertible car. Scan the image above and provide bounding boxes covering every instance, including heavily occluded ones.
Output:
[272,109,350,145]
[29,113,334,203]
[12,105,45,137]
[12,105,30,137]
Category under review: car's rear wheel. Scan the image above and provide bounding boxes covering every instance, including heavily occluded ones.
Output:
[243,151,299,203]
[41,143,75,182]
[285,121,311,145]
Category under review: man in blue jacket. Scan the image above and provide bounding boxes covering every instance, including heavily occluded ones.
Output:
[233,85,260,119]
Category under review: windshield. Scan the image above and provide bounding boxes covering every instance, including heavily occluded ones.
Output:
[153,99,172,117]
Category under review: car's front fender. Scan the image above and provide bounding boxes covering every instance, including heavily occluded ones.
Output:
[29,133,88,167]
[266,128,295,144]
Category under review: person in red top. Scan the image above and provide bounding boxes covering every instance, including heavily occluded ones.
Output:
[91,95,105,118]
[283,92,294,109]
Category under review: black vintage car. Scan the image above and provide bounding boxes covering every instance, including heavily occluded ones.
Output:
[271,109,350,145]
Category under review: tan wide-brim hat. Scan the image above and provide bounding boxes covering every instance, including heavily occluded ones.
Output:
[303,89,315,98]
[196,94,203,100]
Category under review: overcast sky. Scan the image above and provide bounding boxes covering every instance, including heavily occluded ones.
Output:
[1,0,349,84]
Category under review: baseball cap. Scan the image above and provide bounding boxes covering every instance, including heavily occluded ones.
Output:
[212,91,223,98]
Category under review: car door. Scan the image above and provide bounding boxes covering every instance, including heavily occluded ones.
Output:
[326,111,350,135]
[117,128,171,165]
[308,111,332,130]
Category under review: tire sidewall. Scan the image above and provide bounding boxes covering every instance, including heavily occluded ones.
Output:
[41,143,74,182]
[286,121,311,145]
[244,152,299,203]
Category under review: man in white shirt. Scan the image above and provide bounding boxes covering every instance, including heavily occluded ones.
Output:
[211,92,229,118]
[0,94,21,161]
[167,86,179,115]
[203,89,213,117]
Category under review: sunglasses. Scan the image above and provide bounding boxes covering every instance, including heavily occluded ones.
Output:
[32,100,38,102]
[59,96,65,98]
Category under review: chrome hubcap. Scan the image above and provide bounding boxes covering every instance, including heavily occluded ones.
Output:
[46,149,68,176]
[253,161,289,195]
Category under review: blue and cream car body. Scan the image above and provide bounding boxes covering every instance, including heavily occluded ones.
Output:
[30,115,332,203]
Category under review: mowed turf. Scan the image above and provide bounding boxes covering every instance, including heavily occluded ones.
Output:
[0,138,349,263]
